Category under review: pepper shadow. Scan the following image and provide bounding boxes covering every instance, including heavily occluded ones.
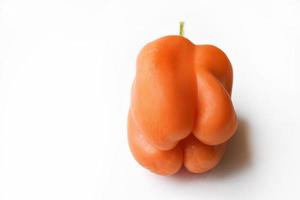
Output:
[171,118,252,181]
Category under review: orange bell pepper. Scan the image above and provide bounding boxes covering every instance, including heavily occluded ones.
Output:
[128,22,238,175]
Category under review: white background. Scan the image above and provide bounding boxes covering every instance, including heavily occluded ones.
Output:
[0,0,300,199]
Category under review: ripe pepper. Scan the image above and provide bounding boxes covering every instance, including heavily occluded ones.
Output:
[128,22,238,175]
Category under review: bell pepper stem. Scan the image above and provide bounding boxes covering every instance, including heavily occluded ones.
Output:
[179,21,184,37]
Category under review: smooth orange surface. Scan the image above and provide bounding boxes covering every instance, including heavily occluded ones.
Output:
[128,35,238,175]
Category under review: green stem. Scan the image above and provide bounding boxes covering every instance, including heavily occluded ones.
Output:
[179,21,184,36]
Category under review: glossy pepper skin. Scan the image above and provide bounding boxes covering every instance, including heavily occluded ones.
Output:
[128,35,238,175]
